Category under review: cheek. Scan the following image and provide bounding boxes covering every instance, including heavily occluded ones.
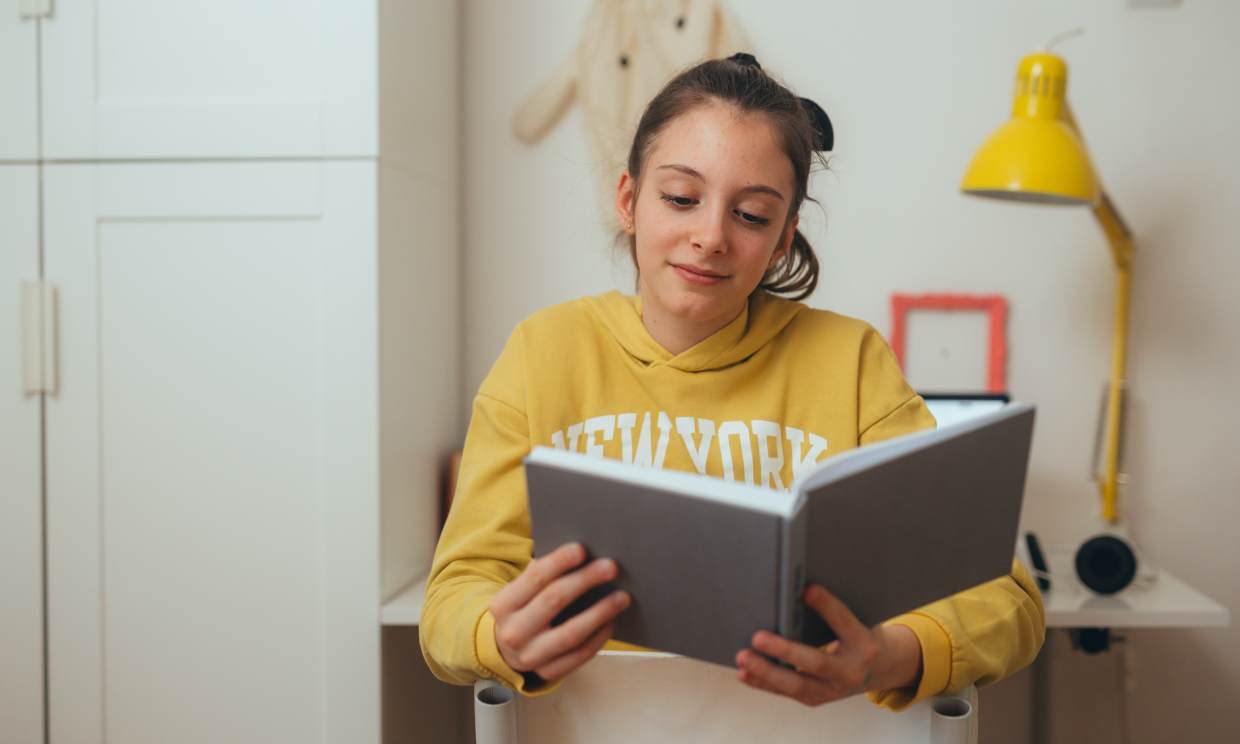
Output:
[633,239,665,280]
[738,238,780,276]
[633,221,675,267]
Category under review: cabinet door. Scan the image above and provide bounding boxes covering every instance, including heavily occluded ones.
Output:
[44,162,380,744]
[0,8,38,159]
[41,1,376,159]
[0,166,44,744]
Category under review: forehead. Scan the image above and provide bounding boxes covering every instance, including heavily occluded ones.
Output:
[645,102,795,192]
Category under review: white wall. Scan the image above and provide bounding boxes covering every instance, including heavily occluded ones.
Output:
[462,1,1240,740]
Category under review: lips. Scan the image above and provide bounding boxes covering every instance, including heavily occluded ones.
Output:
[670,262,730,285]
[670,263,728,278]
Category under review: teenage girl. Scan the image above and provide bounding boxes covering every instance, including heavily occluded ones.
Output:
[420,54,1045,710]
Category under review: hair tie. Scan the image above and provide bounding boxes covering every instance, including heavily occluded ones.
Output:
[724,53,833,152]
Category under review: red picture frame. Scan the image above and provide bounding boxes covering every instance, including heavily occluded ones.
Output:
[889,293,1008,393]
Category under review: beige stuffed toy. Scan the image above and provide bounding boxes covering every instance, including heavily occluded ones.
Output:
[512,0,751,229]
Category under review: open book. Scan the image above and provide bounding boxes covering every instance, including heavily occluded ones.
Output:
[523,403,1036,669]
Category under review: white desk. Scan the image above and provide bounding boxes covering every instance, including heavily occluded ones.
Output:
[382,572,429,626]
[1036,546,1230,629]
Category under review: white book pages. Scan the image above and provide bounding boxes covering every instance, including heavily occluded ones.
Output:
[524,446,796,517]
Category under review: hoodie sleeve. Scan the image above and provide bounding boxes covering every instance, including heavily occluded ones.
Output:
[855,326,1047,711]
[418,324,566,697]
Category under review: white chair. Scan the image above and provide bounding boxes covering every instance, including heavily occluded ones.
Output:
[474,651,977,744]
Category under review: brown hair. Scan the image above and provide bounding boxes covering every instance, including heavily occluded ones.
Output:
[621,56,828,301]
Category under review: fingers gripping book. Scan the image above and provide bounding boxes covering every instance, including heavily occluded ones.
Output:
[523,403,1036,669]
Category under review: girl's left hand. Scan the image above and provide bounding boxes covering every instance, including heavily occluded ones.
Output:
[735,584,922,707]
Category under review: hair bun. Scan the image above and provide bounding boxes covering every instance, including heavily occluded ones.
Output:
[800,96,834,152]
[727,52,762,69]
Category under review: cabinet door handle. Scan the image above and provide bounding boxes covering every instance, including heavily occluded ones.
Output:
[21,281,58,397]
[18,0,53,20]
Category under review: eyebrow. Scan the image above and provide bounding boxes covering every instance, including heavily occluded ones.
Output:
[654,163,786,201]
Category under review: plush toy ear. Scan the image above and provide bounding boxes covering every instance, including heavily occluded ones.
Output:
[800,97,834,152]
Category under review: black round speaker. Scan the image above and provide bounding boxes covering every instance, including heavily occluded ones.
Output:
[1075,535,1138,595]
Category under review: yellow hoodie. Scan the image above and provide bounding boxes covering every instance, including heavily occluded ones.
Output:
[419,290,1045,711]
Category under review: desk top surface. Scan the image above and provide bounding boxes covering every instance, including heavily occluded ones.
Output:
[381,555,1232,630]
[1040,546,1229,628]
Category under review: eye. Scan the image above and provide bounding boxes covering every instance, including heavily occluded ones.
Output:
[660,193,697,208]
[734,209,771,227]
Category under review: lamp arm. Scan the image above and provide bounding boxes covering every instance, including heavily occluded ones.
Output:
[1094,192,1134,271]
[1098,239,1131,524]
[1063,99,1135,523]
[1092,189,1135,525]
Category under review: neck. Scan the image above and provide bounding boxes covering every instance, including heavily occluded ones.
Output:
[638,286,745,356]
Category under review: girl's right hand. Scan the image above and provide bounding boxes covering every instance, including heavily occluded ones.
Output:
[490,542,631,682]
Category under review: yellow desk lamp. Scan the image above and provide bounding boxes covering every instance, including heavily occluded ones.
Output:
[961,49,1133,528]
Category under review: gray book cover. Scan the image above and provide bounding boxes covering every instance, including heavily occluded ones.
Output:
[524,403,1035,669]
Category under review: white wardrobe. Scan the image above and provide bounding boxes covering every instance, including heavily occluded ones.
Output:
[1,2,461,743]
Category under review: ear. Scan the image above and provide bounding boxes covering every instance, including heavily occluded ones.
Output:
[769,213,799,268]
[615,170,636,232]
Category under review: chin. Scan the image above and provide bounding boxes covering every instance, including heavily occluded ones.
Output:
[658,284,739,323]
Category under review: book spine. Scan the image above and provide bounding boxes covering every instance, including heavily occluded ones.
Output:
[778,503,809,642]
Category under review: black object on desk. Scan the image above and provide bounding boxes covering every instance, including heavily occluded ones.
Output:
[1075,534,1138,595]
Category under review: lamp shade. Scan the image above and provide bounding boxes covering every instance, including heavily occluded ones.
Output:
[961,52,1101,205]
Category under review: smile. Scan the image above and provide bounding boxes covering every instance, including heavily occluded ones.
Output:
[670,263,730,285]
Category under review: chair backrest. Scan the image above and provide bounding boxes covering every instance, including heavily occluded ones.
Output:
[474,650,977,744]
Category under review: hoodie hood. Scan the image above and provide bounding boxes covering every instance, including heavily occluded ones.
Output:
[582,290,805,372]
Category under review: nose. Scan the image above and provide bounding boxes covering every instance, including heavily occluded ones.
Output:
[691,204,728,255]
